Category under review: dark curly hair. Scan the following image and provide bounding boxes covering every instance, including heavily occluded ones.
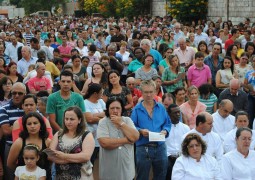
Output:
[105,97,125,117]
[182,133,207,157]
[20,112,49,140]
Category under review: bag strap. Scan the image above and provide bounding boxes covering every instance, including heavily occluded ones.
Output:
[82,131,90,141]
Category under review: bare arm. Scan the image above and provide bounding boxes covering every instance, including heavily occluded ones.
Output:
[1,124,12,136]
[7,138,22,170]
[216,71,229,88]
[48,114,61,132]
[81,79,90,95]
[98,137,130,150]
[85,112,105,124]
[124,94,134,110]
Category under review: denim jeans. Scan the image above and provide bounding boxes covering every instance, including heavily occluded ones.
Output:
[136,143,168,180]
[248,95,255,128]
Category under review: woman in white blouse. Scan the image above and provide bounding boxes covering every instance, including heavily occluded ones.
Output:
[222,127,255,180]
[172,133,222,180]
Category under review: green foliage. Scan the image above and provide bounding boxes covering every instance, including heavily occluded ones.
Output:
[167,0,208,23]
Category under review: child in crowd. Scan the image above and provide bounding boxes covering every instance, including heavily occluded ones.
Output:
[14,144,46,180]
[187,51,212,87]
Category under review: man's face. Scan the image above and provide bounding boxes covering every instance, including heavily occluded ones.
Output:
[11,85,26,105]
[169,107,180,124]
[219,103,233,118]
[212,44,221,56]
[126,80,135,91]
[179,41,186,50]
[201,116,213,133]
[195,57,204,67]
[59,75,73,92]
[30,41,39,50]
[37,64,46,76]
[141,85,155,102]
[236,115,249,128]
[10,36,17,45]
[230,83,239,95]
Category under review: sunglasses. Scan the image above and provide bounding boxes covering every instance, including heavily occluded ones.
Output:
[11,92,24,96]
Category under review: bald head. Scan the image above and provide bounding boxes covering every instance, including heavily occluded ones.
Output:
[219,99,233,118]
[126,77,135,84]
[196,112,213,134]
[229,78,240,95]
[126,77,136,91]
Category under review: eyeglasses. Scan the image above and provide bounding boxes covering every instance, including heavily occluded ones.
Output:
[3,83,12,86]
[11,92,24,96]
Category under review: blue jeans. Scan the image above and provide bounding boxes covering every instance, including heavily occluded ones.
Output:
[248,95,255,128]
[136,143,168,180]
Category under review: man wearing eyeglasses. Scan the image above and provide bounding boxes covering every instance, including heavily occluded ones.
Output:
[0,82,26,179]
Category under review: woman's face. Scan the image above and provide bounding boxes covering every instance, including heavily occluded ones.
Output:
[247,46,254,55]
[73,57,81,67]
[231,46,238,55]
[134,49,144,60]
[176,90,186,101]
[77,40,84,47]
[22,98,37,114]
[187,139,202,160]
[236,130,252,153]
[188,89,199,101]
[0,58,4,67]
[2,79,12,93]
[170,56,179,67]
[120,45,126,52]
[163,33,170,40]
[223,59,232,69]
[93,64,103,76]
[109,72,120,85]
[144,56,153,66]
[164,49,173,58]
[67,31,72,38]
[9,64,17,74]
[26,117,41,135]
[64,110,80,131]
[240,56,248,65]
[109,101,122,117]
[199,44,206,52]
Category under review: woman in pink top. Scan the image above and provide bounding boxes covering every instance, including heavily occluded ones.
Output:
[180,85,206,129]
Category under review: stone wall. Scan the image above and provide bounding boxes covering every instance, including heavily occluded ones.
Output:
[151,0,167,17]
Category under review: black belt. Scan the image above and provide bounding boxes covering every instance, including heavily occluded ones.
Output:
[144,143,158,147]
[168,155,179,160]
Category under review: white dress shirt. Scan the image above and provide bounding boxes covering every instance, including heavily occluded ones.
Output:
[212,111,235,142]
[4,42,24,62]
[172,154,222,180]
[223,128,255,153]
[222,149,255,180]
[166,122,190,156]
[183,129,223,161]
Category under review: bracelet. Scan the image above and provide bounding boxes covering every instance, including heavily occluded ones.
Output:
[120,122,125,126]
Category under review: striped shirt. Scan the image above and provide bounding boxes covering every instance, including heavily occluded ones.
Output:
[23,33,34,46]
[199,93,218,114]
[0,100,24,144]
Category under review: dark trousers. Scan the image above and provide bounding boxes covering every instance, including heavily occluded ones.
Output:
[166,156,178,180]
[248,95,255,128]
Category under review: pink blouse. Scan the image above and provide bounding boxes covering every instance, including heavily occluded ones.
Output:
[180,101,207,129]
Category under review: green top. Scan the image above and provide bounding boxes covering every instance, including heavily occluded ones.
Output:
[159,59,169,69]
[46,91,85,127]
[128,59,143,73]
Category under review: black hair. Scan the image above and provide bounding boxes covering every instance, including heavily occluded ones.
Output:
[235,111,248,121]
[196,113,207,126]
[195,51,205,59]
[22,94,37,105]
[20,112,48,139]
[84,83,102,99]
[91,62,108,88]
[30,37,39,44]
[60,70,73,81]
[236,127,252,139]
[71,54,81,62]
[0,76,13,101]
[167,103,178,113]
[222,56,234,74]
[198,83,214,97]
[36,90,49,98]
[105,97,125,117]
[107,70,121,92]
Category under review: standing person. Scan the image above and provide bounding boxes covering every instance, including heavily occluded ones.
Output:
[97,98,139,180]
[4,35,24,63]
[172,133,222,180]
[49,106,95,180]
[57,34,72,63]
[14,145,46,180]
[46,71,85,132]
[165,104,190,180]
[0,82,26,180]
[131,80,171,180]
[102,70,133,116]
[7,112,51,179]
[222,127,255,179]
[84,83,106,165]
[0,76,13,107]
[224,28,240,50]
[204,42,223,90]
[187,51,212,87]
[180,86,207,129]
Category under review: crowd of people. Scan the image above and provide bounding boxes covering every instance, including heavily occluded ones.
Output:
[0,14,255,179]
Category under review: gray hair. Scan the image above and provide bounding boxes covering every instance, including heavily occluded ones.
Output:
[39,96,48,105]
[12,82,26,93]
[140,80,156,92]
[140,39,151,48]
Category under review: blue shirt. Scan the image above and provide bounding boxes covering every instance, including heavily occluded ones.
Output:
[204,54,223,84]
[17,57,38,76]
[131,100,171,146]
[0,100,24,144]
[149,48,163,69]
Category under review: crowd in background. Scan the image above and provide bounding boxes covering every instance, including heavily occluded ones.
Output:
[0,14,255,179]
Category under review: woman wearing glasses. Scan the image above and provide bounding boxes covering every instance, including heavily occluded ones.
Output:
[0,76,13,107]
[172,133,221,180]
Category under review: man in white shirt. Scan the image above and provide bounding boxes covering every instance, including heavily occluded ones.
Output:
[212,99,236,142]
[223,111,255,153]
[183,112,223,162]
[4,34,24,63]
[165,104,190,180]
